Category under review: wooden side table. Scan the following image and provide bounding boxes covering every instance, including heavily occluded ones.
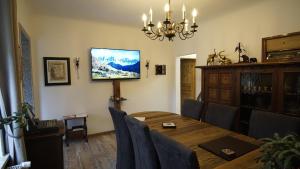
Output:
[63,114,88,146]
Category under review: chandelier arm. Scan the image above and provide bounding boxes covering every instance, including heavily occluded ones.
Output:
[150,27,161,37]
[159,35,164,41]
[178,32,188,40]
[186,31,195,38]
[145,32,158,40]
[148,33,160,40]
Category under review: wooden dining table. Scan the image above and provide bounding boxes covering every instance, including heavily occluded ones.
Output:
[131,111,263,169]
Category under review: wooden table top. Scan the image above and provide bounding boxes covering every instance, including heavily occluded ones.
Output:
[131,111,262,169]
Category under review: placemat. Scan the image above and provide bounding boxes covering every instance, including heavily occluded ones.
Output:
[199,136,259,161]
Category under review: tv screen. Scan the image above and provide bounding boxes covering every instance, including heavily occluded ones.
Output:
[91,48,141,80]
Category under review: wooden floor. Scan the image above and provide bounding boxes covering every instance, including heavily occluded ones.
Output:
[64,132,117,169]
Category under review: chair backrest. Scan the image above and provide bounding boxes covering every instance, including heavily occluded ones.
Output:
[249,110,300,139]
[181,99,203,120]
[124,116,160,169]
[150,130,200,169]
[205,103,238,130]
[109,107,135,169]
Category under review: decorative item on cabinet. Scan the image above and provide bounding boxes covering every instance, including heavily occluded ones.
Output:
[235,42,250,63]
[207,49,218,65]
[262,31,300,63]
[250,58,257,63]
[218,51,232,65]
[155,65,166,75]
[145,60,150,78]
[207,49,232,65]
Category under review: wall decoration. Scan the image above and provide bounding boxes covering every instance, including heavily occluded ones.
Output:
[145,60,150,78]
[74,57,80,79]
[155,65,166,75]
[43,57,71,86]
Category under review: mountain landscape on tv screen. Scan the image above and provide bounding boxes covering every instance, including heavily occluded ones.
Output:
[91,49,140,79]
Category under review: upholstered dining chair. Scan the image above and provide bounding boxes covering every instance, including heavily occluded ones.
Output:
[205,103,238,130]
[108,107,135,169]
[124,116,160,169]
[181,99,204,120]
[150,130,200,169]
[249,110,300,139]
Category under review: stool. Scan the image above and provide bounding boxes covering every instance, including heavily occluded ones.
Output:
[63,113,88,146]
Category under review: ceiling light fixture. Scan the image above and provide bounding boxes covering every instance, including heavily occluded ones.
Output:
[141,0,198,41]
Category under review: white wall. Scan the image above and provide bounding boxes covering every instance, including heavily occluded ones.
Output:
[29,15,175,134]
[174,0,300,96]
[17,0,300,134]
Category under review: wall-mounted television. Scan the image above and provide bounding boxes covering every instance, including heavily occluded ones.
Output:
[91,48,141,80]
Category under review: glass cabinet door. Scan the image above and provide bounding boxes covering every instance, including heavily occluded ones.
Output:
[283,72,300,116]
[240,73,273,110]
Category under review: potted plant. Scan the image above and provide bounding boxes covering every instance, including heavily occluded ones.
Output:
[0,103,32,130]
[258,133,300,169]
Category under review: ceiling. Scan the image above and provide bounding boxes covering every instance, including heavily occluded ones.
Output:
[28,0,264,27]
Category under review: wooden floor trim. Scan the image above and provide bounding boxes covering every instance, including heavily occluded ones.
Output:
[88,130,115,137]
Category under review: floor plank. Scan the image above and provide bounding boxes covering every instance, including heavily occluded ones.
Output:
[64,132,117,169]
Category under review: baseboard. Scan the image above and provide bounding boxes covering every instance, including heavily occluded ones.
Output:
[88,130,115,137]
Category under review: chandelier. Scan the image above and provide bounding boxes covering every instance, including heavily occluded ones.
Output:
[141,0,198,41]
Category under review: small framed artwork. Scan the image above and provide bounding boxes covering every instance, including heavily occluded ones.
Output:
[43,57,71,86]
[155,65,166,75]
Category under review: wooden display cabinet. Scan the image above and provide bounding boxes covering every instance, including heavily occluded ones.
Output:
[197,62,300,134]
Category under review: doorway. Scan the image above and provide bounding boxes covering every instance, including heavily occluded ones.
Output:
[175,54,197,114]
[181,59,196,103]
[19,24,34,107]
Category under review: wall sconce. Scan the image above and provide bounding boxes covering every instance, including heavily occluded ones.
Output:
[145,60,150,78]
[74,57,80,79]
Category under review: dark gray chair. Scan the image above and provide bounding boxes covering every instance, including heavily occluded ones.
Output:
[150,130,200,169]
[181,99,203,120]
[109,107,135,169]
[249,110,300,139]
[124,116,160,169]
[205,103,238,130]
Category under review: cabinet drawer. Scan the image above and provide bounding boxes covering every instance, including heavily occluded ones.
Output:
[208,88,218,102]
[207,73,218,87]
[219,89,233,104]
[220,73,233,88]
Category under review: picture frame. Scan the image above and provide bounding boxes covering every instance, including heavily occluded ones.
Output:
[43,57,71,86]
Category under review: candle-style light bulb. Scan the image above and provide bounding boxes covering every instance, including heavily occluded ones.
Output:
[157,21,162,34]
[157,22,162,29]
[142,14,147,27]
[164,3,170,20]
[149,8,153,23]
[182,4,186,20]
[185,19,189,32]
[164,3,170,12]
[192,8,197,23]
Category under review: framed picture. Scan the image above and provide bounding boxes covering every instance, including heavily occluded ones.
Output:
[43,57,71,86]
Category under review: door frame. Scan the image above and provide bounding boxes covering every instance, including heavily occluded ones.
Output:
[18,23,35,107]
[175,54,196,114]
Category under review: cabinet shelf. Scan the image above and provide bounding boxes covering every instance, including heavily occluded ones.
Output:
[284,93,300,96]
[240,105,269,111]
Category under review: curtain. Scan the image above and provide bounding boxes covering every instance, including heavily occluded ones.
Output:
[0,0,27,164]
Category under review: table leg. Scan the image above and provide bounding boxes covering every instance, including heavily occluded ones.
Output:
[64,119,69,146]
[84,117,88,142]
